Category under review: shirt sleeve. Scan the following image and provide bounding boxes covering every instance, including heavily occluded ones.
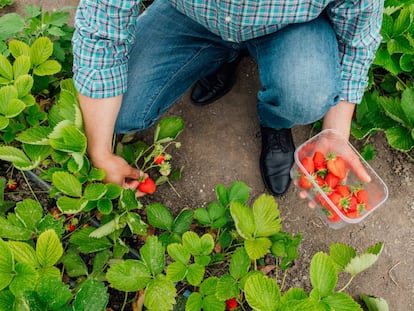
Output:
[72,0,141,98]
[327,0,384,104]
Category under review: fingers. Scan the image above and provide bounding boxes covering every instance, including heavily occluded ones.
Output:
[299,190,317,209]
[346,152,371,183]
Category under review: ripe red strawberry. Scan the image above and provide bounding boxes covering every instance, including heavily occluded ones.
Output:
[314,175,325,187]
[225,298,238,310]
[354,188,368,205]
[326,152,347,179]
[325,173,340,189]
[6,179,17,190]
[298,174,313,189]
[313,151,326,170]
[153,154,165,165]
[68,223,76,232]
[334,184,351,197]
[300,156,315,174]
[138,177,156,194]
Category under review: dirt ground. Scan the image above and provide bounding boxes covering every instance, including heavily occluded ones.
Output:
[6,1,414,310]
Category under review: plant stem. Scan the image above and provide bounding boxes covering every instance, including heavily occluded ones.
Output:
[280,270,288,292]
[21,170,40,204]
[338,275,355,292]
[120,291,129,311]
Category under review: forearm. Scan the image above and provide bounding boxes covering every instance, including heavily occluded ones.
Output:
[79,93,122,162]
[322,101,355,140]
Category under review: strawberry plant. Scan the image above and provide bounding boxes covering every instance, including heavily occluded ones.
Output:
[352,0,414,155]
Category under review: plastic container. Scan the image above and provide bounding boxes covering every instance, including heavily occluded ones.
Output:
[290,129,388,229]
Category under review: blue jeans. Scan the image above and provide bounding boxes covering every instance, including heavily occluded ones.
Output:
[115,0,341,133]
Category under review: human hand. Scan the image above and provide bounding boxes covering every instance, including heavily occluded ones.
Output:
[296,129,371,208]
[91,153,147,197]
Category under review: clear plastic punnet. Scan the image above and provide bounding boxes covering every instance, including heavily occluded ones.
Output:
[290,129,389,229]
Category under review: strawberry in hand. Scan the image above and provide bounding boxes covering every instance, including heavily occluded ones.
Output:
[326,152,347,179]
[138,176,156,194]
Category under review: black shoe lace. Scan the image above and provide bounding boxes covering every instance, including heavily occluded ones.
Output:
[264,128,291,153]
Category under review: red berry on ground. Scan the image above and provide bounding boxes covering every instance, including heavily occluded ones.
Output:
[6,179,17,190]
[226,298,238,310]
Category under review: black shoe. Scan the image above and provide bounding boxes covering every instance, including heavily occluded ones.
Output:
[260,127,295,196]
[191,58,240,106]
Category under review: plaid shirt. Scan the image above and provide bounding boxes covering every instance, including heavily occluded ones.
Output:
[72,0,384,104]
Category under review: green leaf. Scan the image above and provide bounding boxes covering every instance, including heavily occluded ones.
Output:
[89,216,122,239]
[30,37,53,66]
[0,146,31,168]
[146,203,173,231]
[49,124,87,154]
[126,212,147,236]
[15,198,43,230]
[401,88,414,127]
[37,277,72,310]
[216,183,229,207]
[56,196,88,214]
[230,202,255,240]
[9,40,30,58]
[310,252,337,298]
[0,216,32,240]
[228,181,250,204]
[344,253,381,277]
[216,274,239,301]
[253,194,281,237]
[385,126,414,151]
[167,243,191,264]
[84,183,107,201]
[52,171,82,197]
[186,263,205,286]
[200,233,214,256]
[182,231,202,254]
[119,188,140,211]
[166,261,187,282]
[0,13,25,41]
[144,275,176,311]
[195,208,211,225]
[0,239,14,291]
[0,116,9,130]
[186,292,203,311]
[61,248,88,277]
[13,291,44,311]
[200,277,219,295]
[72,279,109,311]
[0,54,13,80]
[322,292,363,311]
[393,7,411,35]
[329,243,356,272]
[154,116,184,143]
[360,294,389,311]
[7,241,39,267]
[208,202,226,220]
[0,290,14,311]
[202,295,226,311]
[69,227,112,253]
[9,262,38,296]
[36,229,63,267]
[373,49,402,75]
[229,247,250,280]
[33,60,62,76]
[107,259,152,291]
[245,237,272,260]
[4,98,26,119]
[172,209,194,235]
[140,236,165,276]
[14,74,33,97]
[17,126,52,145]
[399,53,414,72]
[244,273,280,311]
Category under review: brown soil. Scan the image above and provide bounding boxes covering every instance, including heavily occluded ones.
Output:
[5,1,414,310]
